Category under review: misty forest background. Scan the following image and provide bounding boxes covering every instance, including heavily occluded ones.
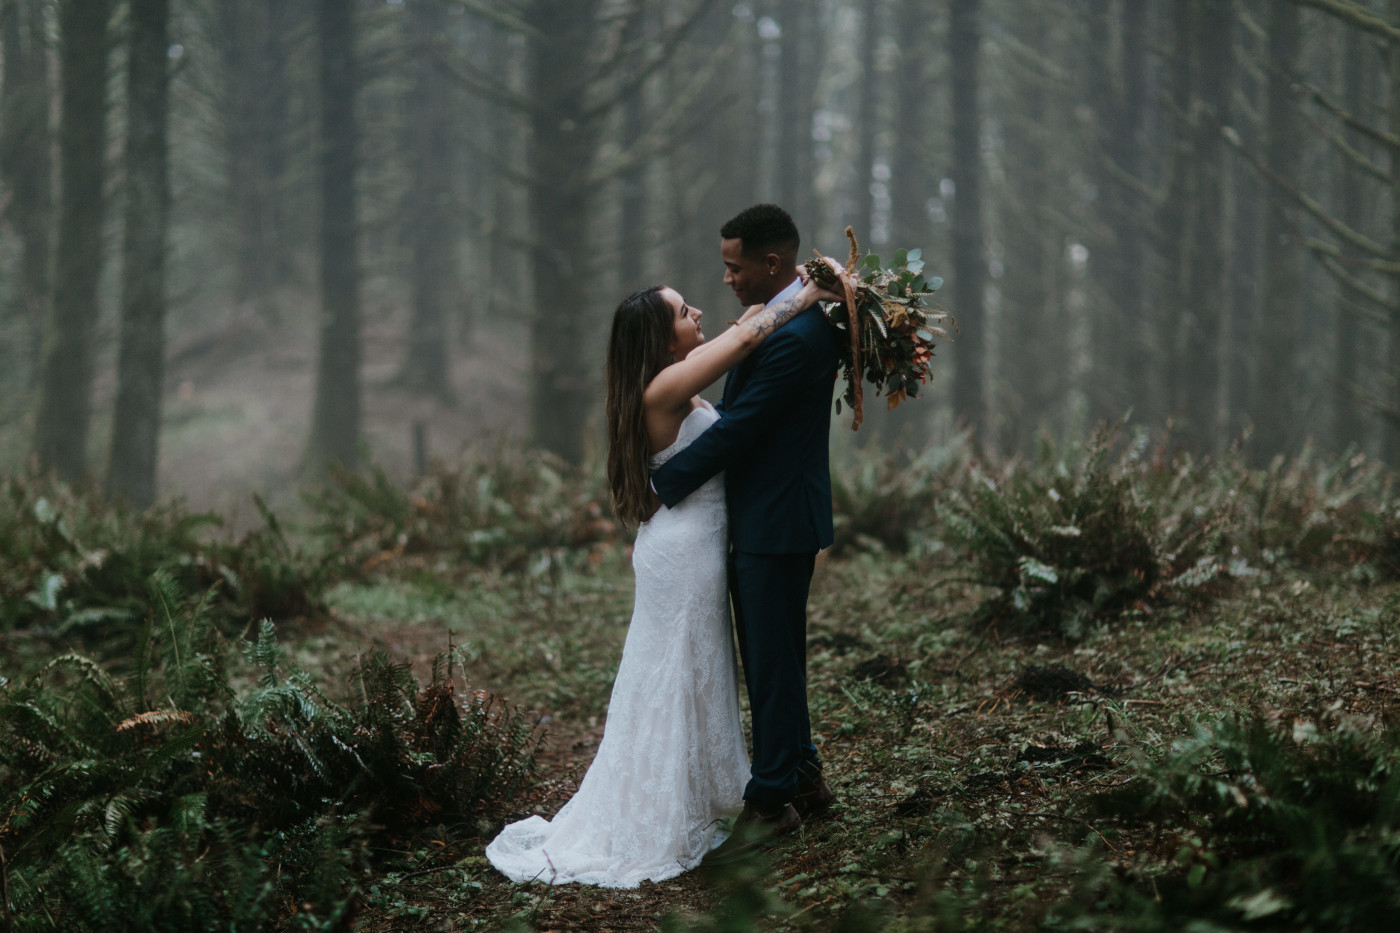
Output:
[1,0,1396,505]
[4,1,1400,931]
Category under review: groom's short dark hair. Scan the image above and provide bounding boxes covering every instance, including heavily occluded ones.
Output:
[720,204,800,261]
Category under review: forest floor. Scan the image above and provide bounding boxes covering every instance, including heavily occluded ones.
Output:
[3,296,1397,929]
[318,549,1399,931]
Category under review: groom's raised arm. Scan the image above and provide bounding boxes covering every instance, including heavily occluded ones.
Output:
[650,326,815,508]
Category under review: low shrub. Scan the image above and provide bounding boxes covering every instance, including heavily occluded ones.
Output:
[1241,444,1395,575]
[305,449,620,574]
[0,473,329,640]
[1050,713,1400,932]
[1,574,539,929]
[830,433,972,555]
[940,427,1236,639]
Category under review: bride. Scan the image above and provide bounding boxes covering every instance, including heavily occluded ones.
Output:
[486,275,839,888]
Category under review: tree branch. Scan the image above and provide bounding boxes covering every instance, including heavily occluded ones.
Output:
[1222,124,1391,259]
[1306,246,1395,325]
[445,0,544,40]
[433,44,541,115]
[1288,0,1400,43]
[588,29,738,184]
[1298,77,1400,153]
[582,0,720,120]
[1301,107,1391,183]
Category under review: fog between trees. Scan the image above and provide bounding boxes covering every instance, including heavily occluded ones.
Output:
[0,0,1396,508]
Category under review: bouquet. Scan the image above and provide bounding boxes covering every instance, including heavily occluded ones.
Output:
[804,227,953,430]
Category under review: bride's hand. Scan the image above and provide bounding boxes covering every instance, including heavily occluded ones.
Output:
[799,269,849,307]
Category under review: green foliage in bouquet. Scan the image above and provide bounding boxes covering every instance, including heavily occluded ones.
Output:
[942,427,1236,639]
[804,233,950,429]
[1,575,539,928]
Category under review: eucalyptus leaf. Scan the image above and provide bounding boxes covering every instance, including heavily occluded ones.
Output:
[928,276,944,290]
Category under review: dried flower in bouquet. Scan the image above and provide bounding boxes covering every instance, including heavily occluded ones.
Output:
[804,227,952,430]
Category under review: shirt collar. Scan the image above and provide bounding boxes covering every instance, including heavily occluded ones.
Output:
[764,275,802,309]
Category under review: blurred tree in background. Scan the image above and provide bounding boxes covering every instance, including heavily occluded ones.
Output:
[0,0,1395,498]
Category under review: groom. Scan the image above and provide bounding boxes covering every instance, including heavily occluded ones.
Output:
[650,203,838,834]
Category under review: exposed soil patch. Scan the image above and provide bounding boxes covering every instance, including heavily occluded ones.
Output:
[1010,663,1109,701]
[851,652,909,686]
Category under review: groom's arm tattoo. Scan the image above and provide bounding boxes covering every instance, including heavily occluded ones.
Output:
[745,292,808,339]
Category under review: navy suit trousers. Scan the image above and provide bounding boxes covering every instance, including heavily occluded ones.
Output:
[729,549,821,809]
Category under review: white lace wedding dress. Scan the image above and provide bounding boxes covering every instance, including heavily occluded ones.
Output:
[486,403,749,888]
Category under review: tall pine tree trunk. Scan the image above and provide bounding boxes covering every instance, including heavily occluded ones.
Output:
[1085,0,1150,425]
[949,0,985,439]
[307,0,362,471]
[1083,0,1116,424]
[107,0,170,508]
[1001,11,1054,454]
[1227,17,1263,439]
[775,0,816,235]
[1158,0,1194,434]
[1177,0,1232,453]
[889,0,931,252]
[1250,1,1302,460]
[398,0,453,400]
[218,0,270,305]
[853,0,878,241]
[1389,0,1400,463]
[33,0,111,482]
[527,0,601,463]
[1116,0,1149,420]
[1,0,52,371]
[617,5,647,293]
[1333,20,1366,452]
[217,0,295,309]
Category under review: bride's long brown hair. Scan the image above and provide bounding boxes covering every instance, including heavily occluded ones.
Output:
[606,286,674,528]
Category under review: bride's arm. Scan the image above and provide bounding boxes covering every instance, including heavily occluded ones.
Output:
[644,279,840,412]
[683,304,764,361]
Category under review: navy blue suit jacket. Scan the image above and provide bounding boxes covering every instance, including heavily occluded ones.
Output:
[651,305,837,554]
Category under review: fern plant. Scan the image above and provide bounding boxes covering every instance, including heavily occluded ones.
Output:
[941,427,1235,639]
[1239,443,1395,574]
[0,472,330,641]
[304,447,619,573]
[1054,714,1400,931]
[1,575,538,929]
[830,433,972,555]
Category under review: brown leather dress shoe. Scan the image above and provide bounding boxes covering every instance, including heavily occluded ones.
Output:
[793,772,836,820]
[735,800,802,836]
[701,801,801,868]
